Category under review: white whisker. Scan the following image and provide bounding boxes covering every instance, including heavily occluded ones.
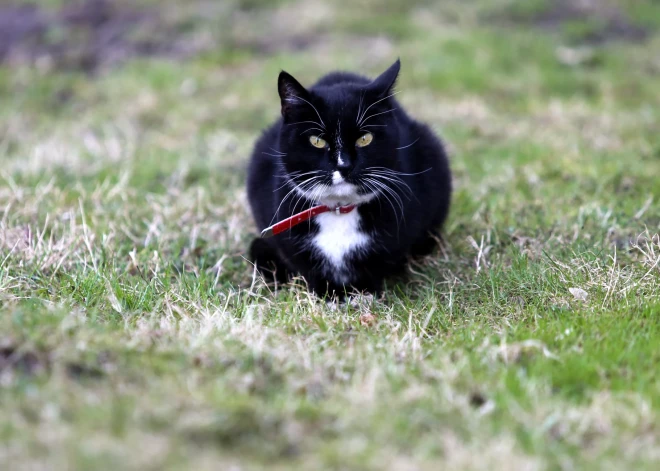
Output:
[286,120,325,130]
[290,178,327,215]
[395,137,420,150]
[300,127,324,135]
[366,172,413,198]
[364,177,403,232]
[269,147,286,155]
[289,95,326,128]
[270,184,301,226]
[375,179,405,217]
[359,108,397,127]
[270,173,325,225]
[360,179,382,213]
[365,166,433,177]
[273,170,323,191]
[357,91,400,126]
[356,90,365,124]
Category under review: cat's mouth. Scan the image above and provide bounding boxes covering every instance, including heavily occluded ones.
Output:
[292,177,375,207]
[327,181,356,199]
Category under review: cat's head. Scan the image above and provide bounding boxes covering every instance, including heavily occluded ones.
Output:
[276,60,402,207]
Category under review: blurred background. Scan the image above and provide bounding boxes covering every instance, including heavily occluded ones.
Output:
[1,0,659,263]
[3,0,659,166]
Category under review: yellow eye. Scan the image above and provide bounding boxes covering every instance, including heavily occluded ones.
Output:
[356,133,373,147]
[309,135,327,149]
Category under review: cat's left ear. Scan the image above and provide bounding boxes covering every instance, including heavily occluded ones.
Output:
[278,71,311,118]
[369,59,401,97]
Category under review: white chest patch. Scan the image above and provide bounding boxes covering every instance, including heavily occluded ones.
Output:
[312,210,369,282]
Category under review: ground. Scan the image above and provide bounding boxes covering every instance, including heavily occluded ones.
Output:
[1,0,660,469]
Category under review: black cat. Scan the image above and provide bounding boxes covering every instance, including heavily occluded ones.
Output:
[247,59,451,297]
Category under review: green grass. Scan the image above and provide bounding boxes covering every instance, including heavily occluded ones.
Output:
[1,0,660,469]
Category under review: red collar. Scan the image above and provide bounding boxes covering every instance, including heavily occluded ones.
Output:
[260,204,357,238]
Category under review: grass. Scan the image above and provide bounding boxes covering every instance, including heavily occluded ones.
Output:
[1,0,660,469]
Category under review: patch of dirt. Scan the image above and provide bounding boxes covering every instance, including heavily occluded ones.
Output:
[496,0,649,44]
[0,0,209,72]
[0,339,112,382]
[65,361,105,379]
[469,391,487,408]
[0,343,50,376]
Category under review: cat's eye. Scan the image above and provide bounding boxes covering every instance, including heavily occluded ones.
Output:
[309,136,327,149]
[356,133,373,148]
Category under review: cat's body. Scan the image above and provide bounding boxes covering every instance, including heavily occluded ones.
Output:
[247,60,451,296]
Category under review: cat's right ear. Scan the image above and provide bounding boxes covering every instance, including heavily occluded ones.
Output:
[278,71,310,118]
[368,59,401,98]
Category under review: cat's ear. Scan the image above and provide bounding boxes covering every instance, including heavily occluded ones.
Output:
[369,59,401,97]
[278,71,310,117]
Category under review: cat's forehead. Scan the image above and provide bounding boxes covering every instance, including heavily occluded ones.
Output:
[312,88,365,128]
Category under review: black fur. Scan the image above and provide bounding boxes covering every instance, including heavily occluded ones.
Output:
[247,59,452,297]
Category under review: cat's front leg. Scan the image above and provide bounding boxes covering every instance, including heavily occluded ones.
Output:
[350,253,404,295]
[249,238,290,284]
[355,276,385,297]
[305,274,349,301]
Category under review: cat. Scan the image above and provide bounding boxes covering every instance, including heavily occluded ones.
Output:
[247,59,452,297]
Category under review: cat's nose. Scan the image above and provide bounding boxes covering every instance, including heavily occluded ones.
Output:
[336,152,353,175]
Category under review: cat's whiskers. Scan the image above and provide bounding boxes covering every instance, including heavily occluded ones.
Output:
[356,91,400,126]
[270,184,303,226]
[359,108,397,127]
[292,170,324,179]
[262,152,287,158]
[310,179,332,206]
[365,168,412,186]
[363,177,402,232]
[289,177,327,215]
[269,147,287,155]
[367,167,428,205]
[395,137,420,150]
[356,90,365,125]
[288,95,326,128]
[286,120,326,131]
[306,182,327,231]
[269,173,324,225]
[359,179,382,213]
[368,177,405,217]
[364,167,411,184]
[291,181,322,216]
[359,125,387,135]
[273,170,322,192]
[273,173,299,191]
[308,181,329,213]
[365,166,433,177]
[300,127,324,135]
[365,172,413,199]
[276,170,299,179]
[288,182,316,218]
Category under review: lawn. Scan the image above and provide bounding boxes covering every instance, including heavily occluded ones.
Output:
[1,0,660,469]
